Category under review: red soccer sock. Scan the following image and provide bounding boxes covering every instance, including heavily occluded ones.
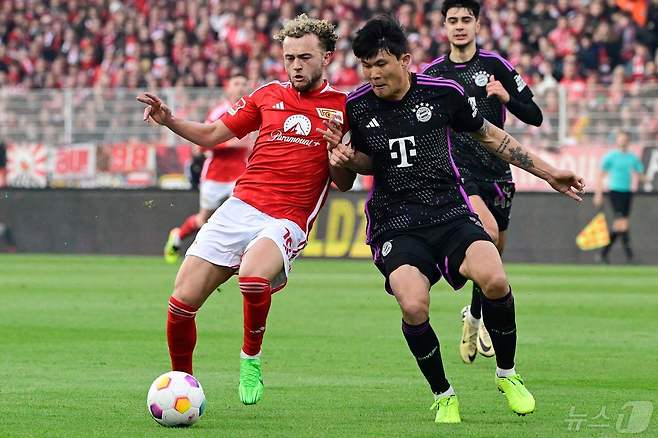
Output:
[178,214,200,241]
[167,296,199,375]
[240,276,272,356]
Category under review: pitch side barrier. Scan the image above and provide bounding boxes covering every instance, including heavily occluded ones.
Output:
[0,189,657,264]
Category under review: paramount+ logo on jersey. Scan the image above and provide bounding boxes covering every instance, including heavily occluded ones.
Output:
[270,114,321,147]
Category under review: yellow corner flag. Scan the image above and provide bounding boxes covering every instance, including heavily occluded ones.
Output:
[576,212,610,250]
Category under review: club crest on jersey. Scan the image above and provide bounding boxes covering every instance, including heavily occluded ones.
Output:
[414,103,434,123]
[473,71,489,87]
[316,108,344,124]
[382,241,393,257]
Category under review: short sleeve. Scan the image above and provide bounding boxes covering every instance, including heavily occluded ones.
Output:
[220,94,262,139]
[449,89,485,133]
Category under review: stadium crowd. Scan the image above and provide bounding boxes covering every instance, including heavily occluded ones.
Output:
[1,0,657,90]
[1,0,658,148]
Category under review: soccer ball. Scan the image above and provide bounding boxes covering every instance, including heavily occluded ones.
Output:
[146,371,206,427]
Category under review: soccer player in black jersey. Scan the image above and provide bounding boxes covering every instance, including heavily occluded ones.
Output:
[422,0,544,365]
[320,17,584,423]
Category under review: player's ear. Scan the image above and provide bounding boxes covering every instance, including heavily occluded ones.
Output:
[475,19,480,33]
[323,51,334,67]
[400,53,412,69]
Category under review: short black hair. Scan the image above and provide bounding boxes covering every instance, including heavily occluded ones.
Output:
[352,16,409,60]
[441,0,481,19]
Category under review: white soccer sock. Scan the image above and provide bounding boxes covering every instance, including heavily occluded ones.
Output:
[434,386,455,399]
[496,366,517,378]
[240,350,261,360]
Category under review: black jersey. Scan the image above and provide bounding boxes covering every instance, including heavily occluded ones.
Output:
[347,73,484,245]
[422,49,533,182]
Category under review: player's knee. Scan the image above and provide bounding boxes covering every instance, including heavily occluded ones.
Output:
[480,273,509,299]
[399,299,429,322]
[172,277,204,308]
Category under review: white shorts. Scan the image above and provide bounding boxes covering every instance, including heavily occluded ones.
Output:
[186,196,307,291]
[199,180,235,210]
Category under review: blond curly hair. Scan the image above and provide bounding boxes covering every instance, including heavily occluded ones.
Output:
[274,14,338,52]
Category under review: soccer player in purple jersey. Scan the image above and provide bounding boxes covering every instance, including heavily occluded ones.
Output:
[423,0,544,364]
[321,16,584,423]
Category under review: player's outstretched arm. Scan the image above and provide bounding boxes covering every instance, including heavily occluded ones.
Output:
[137,92,236,147]
[470,119,585,201]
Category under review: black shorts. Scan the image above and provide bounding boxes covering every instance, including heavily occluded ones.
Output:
[463,180,515,231]
[370,217,493,294]
[609,191,633,218]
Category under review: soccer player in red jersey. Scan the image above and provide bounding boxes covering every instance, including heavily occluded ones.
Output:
[137,15,354,405]
[163,73,254,264]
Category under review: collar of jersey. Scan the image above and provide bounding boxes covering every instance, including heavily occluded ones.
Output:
[447,47,480,68]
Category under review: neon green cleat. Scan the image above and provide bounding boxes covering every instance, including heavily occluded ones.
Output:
[430,394,461,423]
[496,374,535,415]
[460,306,478,364]
[239,358,264,405]
[477,322,495,358]
[164,228,180,264]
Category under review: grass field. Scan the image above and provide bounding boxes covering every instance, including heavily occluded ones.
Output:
[1,255,657,437]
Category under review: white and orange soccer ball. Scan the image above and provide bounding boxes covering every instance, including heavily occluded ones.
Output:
[146,371,206,427]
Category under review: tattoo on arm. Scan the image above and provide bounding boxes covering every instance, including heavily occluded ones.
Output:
[509,146,534,169]
[496,135,511,154]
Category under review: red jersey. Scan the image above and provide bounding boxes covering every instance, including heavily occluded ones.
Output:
[202,100,250,183]
[221,80,347,233]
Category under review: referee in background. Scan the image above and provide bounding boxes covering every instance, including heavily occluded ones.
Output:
[594,131,647,263]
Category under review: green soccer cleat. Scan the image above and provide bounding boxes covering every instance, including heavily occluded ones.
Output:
[496,374,535,415]
[460,306,478,364]
[164,228,180,264]
[239,358,264,405]
[477,322,495,358]
[430,394,461,424]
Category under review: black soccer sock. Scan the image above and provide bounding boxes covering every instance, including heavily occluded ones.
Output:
[601,231,619,257]
[402,319,450,394]
[470,283,483,319]
[620,232,633,259]
[481,289,516,370]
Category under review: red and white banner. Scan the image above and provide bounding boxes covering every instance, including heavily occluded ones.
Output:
[107,142,155,174]
[51,143,96,181]
[6,143,48,188]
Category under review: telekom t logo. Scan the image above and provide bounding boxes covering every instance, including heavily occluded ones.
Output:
[389,136,417,168]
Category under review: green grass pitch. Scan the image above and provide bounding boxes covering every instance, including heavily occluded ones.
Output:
[1,255,657,437]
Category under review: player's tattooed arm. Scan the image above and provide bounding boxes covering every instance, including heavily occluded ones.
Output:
[470,119,586,201]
